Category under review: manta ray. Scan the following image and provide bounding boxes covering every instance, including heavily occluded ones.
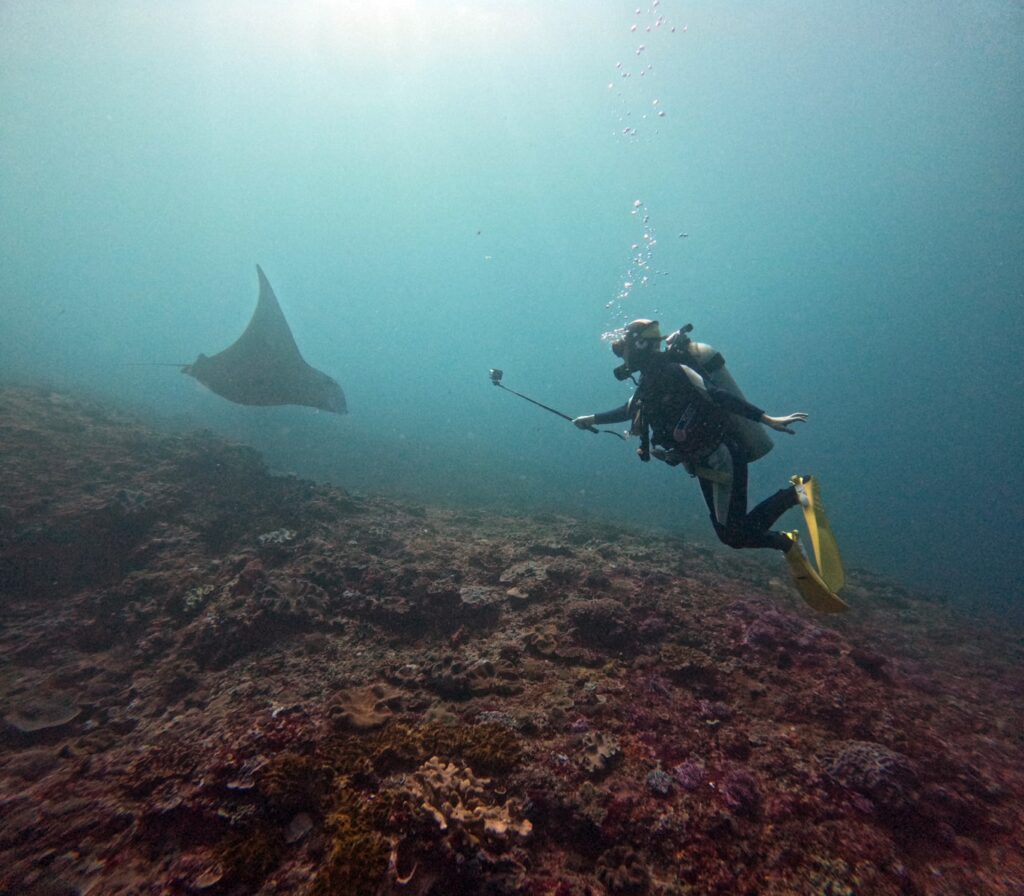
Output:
[182,266,346,414]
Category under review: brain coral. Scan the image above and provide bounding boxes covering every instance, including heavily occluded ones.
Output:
[566,597,636,650]
[826,740,920,818]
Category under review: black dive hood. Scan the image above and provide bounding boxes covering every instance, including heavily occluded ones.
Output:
[613,323,695,379]
[610,318,679,380]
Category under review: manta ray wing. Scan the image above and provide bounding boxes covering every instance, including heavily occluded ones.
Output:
[183,265,347,413]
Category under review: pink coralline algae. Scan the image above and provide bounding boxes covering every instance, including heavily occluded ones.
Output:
[645,766,674,796]
[720,767,762,817]
[1,387,1023,896]
[671,759,707,790]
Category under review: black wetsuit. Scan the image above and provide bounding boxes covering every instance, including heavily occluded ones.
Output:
[592,353,797,552]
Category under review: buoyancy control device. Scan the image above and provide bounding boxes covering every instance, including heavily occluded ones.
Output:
[664,324,774,464]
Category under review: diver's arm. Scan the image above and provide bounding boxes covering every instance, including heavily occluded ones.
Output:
[711,384,808,434]
[573,403,631,429]
[705,382,766,421]
[678,365,764,421]
[760,412,808,434]
[678,364,806,433]
[592,404,631,425]
[706,379,808,433]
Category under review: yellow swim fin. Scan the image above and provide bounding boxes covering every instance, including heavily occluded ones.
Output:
[791,475,845,593]
[784,532,849,614]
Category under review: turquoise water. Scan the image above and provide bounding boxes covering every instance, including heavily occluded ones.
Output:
[2,2,1022,609]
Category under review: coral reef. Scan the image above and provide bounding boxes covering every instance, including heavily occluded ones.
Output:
[406,755,532,844]
[566,596,637,650]
[596,844,651,894]
[327,683,404,732]
[310,780,391,896]
[2,695,81,741]
[578,731,623,777]
[1,386,1023,895]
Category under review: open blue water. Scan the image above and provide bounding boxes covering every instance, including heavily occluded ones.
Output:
[2,1,1022,611]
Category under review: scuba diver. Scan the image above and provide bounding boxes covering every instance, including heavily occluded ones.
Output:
[572,319,847,612]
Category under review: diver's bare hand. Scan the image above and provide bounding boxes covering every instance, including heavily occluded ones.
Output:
[761,412,807,434]
[572,415,596,429]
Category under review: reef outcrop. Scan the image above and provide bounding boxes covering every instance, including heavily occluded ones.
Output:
[1,385,1023,895]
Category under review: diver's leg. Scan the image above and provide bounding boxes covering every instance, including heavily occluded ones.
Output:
[724,454,749,527]
[702,448,756,549]
[744,526,795,551]
[746,484,799,534]
[737,481,798,552]
[698,476,716,516]
[716,448,793,552]
[698,475,733,547]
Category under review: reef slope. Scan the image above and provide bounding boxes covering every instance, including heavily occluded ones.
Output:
[1,386,1022,896]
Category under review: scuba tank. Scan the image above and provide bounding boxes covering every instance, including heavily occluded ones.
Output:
[664,324,774,463]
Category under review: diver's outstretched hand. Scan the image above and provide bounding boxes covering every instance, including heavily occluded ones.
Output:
[572,415,596,429]
[762,412,808,434]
